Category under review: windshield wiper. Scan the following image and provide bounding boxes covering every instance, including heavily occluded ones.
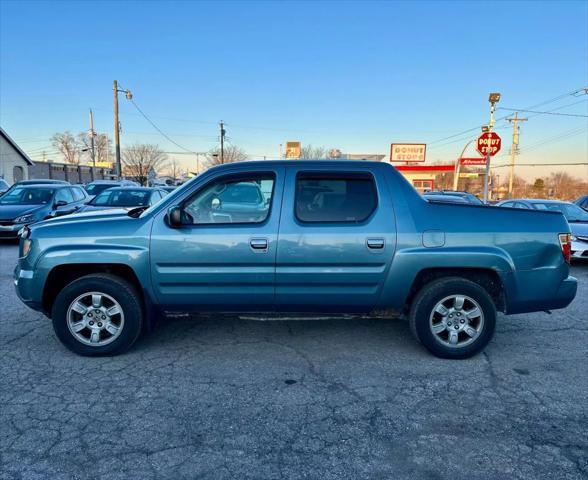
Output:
[127,206,149,218]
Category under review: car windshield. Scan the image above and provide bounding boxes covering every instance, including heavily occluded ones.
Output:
[0,187,54,205]
[85,183,119,195]
[90,190,150,206]
[532,202,588,222]
[0,179,9,189]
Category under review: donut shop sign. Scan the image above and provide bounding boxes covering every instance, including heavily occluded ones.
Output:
[390,143,426,163]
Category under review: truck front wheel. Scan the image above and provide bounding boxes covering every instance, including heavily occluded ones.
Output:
[409,277,496,359]
[51,274,143,356]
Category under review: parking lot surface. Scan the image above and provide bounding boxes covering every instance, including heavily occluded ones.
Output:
[0,242,587,480]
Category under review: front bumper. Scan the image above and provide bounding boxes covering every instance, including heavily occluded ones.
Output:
[14,263,44,312]
[0,223,24,239]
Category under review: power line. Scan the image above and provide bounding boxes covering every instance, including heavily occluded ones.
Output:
[426,87,587,147]
[491,162,588,169]
[497,107,588,118]
[128,99,198,154]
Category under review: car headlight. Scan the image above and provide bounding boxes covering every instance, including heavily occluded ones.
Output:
[570,235,577,241]
[22,238,32,257]
[13,214,35,224]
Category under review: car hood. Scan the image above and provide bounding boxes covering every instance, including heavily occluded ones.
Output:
[569,221,588,236]
[0,204,45,221]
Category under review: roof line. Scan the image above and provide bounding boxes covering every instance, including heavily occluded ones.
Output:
[0,127,35,165]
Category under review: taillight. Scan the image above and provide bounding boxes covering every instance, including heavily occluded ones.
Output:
[559,233,571,264]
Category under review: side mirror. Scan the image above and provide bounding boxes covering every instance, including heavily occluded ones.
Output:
[167,206,183,228]
[54,200,67,208]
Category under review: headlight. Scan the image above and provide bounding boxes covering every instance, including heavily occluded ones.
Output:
[570,235,577,241]
[14,214,35,224]
[22,239,32,257]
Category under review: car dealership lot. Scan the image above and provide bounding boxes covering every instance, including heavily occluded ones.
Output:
[0,242,586,480]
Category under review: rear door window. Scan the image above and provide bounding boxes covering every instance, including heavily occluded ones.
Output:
[295,172,377,223]
[71,187,86,201]
[54,188,74,204]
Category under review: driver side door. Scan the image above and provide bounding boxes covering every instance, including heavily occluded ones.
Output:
[150,167,284,311]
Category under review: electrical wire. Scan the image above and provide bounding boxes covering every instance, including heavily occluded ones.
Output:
[426,87,587,147]
[128,99,199,154]
[497,107,588,118]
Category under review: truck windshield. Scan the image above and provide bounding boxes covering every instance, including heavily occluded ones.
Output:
[0,187,54,205]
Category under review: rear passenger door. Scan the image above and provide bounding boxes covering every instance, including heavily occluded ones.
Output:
[276,166,396,313]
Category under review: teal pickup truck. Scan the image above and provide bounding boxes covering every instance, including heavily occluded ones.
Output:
[15,161,577,358]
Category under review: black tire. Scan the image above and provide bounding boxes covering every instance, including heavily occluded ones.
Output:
[409,277,496,359]
[52,274,143,356]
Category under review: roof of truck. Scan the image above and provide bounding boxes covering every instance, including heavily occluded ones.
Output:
[209,160,389,170]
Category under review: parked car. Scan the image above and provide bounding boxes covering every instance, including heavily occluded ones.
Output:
[497,199,588,259]
[0,178,9,196]
[84,180,139,200]
[15,161,576,358]
[0,184,88,239]
[78,187,168,213]
[0,178,70,198]
[423,190,484,205]
[161,186,177,193]
[574,194,588,211]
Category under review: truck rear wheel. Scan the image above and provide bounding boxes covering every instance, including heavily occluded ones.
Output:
[51,274,143,356]
[409,277,496,359]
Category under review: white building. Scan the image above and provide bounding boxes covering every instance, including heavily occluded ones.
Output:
[0,127,34,185]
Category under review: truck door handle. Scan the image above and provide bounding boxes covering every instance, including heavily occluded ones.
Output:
[367,238,385,250]
[250,238,268,252]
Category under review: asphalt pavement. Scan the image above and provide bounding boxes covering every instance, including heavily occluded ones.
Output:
[0,241,586,480]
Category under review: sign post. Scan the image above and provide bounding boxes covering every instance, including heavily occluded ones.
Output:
[477,131,502,203]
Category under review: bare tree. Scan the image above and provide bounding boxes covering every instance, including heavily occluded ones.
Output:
[77,132,113,165]
[122,144,169,186]
[548,171,575,199]
[205,145,248,167]
[299,145,327,160]
[51,131,81,164]
[165,158,182,183]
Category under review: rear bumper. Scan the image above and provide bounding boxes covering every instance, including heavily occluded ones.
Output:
[506,274,577,314]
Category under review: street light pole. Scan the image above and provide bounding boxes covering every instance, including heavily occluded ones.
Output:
[89,109,96,167]
[483,93,501,203]
[113,80,121,179]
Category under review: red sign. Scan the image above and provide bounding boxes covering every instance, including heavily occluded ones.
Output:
[476,132,502,157]
[460,157,487,166]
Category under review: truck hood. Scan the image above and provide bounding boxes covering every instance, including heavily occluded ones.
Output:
[0,204,46,221]
[78,205,142,213]
[32,208,131,228]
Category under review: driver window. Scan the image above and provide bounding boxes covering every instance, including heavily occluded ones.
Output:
[183,173,275,225]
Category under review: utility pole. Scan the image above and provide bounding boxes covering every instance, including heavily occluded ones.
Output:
[506,112,528,198]
[113,80,132,179]
[220,121,225,164]
[89,109,96,167]
[113,80,122,179]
